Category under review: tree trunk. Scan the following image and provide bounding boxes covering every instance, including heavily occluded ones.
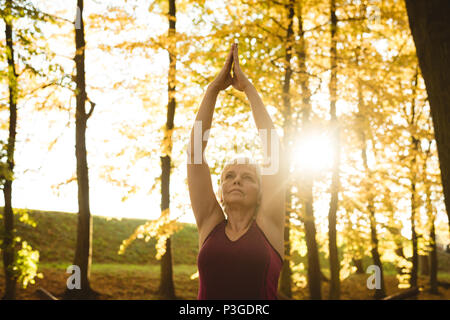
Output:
[410,163,419,289]
[429,222,439,295]
[64,0,96,299]
[327,0,340,300]
[158,0,176,299]
[404,0,450,233]
[279,198,292,298]
[1,0,18,299]
[352,258,365,274]
[360,132,386,300]
[423,143,439,294]
[294,0,321,300]
[419,255,429,276]
[303,177,322,300]
[408,69,420,290]
[367,181,386,299]
[357,77,386,299]
[278,0,295,299]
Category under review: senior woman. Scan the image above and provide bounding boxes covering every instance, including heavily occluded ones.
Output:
[187,43,286,300]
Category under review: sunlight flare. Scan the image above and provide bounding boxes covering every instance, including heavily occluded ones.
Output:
[292,132,334,173]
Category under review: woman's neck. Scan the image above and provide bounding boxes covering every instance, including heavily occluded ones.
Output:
[225,205,255,232]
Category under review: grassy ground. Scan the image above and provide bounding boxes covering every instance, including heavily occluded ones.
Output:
[13,209,199,265]
[1,209,449,300]
[1,263,449,300]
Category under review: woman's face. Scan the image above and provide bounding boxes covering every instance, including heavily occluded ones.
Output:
[220,164,260,210]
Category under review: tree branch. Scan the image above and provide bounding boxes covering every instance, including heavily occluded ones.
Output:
[86,96,96,119]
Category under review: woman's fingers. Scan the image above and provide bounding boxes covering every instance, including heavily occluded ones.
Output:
[233,43,239,69]
[210,44,235,91]
[220,44,234,75]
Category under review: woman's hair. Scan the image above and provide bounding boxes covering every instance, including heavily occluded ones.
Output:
[218,157,263,212]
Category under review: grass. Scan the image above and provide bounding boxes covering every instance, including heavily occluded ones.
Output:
[39,262,198,277]
[13,209,199,265]
[1,208,449,299]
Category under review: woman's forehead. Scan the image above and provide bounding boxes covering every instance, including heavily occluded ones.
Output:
[223,164,257,175]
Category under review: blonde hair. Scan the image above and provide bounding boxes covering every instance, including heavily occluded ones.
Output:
[218,157,262,213]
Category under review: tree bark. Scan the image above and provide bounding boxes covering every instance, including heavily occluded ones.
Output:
[404,0,450,233]
[409,151,419,290]
[158,0,176,299]
[1,0,18,300]
[278,0,295,299]
[408,70,420,290]
[352,258,365,274]
[295,0,321,300]
[357,80,386,299]
[429,221,439,294]
[64,0,96,299]
[419,255,429,276]
[327,0,340,300]
[423,142,439,294]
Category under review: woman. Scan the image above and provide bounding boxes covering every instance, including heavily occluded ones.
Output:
[187,43,286,300]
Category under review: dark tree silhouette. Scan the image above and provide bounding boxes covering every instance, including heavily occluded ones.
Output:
[158,0,177,299]
[278,0,295,299]
[328,0,341,300]
[63,0,98,299]
[1,0,18,300]
[404,0,450,233]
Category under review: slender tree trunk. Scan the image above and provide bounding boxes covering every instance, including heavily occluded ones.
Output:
[279,190,292,298]
[404,0,450,233]
[64,0,96,299]
[1,0,18,299]
[423,141,438,294]
[429,219,438,294]
[327,0,340,300]
[352,258,365,274]
[278,0,295,299]
[408,70,419,290]
[419,255,429,276]
[410,175,419,289]
[295,0,321,300]
[357,78,386,299]
[303,176,321,299]
[158,0,176,299]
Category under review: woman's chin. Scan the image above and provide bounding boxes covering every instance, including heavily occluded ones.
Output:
[224,197,244,207]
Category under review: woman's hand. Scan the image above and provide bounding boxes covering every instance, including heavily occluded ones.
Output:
[232,44,251,92]
[209,44,235,92]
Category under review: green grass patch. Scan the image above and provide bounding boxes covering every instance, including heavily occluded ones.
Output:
[37,263,198,276]
[13,209,199,265]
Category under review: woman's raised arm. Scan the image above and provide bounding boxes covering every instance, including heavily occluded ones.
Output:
[232,44,286,230]
[187,44,235,243]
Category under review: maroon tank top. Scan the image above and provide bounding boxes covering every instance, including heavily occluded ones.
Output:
[197,219,283,300]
